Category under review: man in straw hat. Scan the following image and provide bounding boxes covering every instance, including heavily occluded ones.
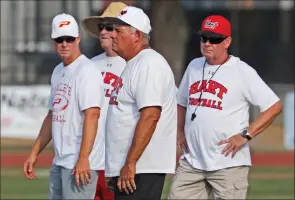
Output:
[82,2,127,200]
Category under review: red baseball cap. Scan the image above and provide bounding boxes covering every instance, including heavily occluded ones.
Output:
[200,15,231,37]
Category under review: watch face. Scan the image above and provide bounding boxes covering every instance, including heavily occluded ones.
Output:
[242,130,251,140]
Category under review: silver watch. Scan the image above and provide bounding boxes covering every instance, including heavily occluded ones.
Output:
[241,130,252,140]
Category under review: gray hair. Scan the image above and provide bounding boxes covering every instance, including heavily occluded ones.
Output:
[130,26,150,42]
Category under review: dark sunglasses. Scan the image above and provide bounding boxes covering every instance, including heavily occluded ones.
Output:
[98,23,114,32]
[200,35,227,44]
[53,36,76,43]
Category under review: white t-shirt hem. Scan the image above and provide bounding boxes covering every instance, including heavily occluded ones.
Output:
[53,162,105,171]
[105,168,176,177]
[53,156,105,170]
[183,154,252,171]
[91,167,105,170]
[190,163,252,171]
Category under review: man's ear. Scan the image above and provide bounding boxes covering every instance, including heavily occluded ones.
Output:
[134,30,143,43]
[76,34,81,44]
[224,37,232,49]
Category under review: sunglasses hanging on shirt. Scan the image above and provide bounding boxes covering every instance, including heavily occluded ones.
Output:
[191,55,229,121]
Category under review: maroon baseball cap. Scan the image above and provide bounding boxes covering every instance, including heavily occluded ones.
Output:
[199,15,231,37]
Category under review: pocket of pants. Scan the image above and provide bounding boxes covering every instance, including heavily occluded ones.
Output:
[234,180,248,199]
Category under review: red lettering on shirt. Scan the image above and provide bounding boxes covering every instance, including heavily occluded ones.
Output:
[103,72,119,87]
[53,98,61,106]
[108,78,123,105]
[189,97,223,110]
[188,80,227,111]
[101,72,120,97]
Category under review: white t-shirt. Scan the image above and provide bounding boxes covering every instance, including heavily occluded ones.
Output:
[105,49,177,177]
[91,52,126,130]
[177,56,280,171]
[90,52,126,169]
[48,55,104,170]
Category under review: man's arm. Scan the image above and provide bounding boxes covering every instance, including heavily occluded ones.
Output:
[79,107,100,160]
[73,107,100,185]
[30,110,53,156]
[177,105,188,156]
[24,110,52,179]
[125,106,161,164]
[219,101,282,157]
[248,101,282,138]
[117,106,161,193]
[177,105,186,133]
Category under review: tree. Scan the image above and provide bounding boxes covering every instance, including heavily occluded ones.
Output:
[151,0,189,85]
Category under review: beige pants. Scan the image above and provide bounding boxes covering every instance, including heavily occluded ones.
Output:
[168,158,249,199]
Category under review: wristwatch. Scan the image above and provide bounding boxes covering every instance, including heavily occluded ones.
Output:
[241,130,252,140]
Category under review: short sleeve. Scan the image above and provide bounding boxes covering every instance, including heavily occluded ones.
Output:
[177,67,190,107]
[174,86,179,96]
[48,85,54,110]
[48,68,57,111]
[242,65,280,112]
[78,67,104,111]
[134,61,167,110]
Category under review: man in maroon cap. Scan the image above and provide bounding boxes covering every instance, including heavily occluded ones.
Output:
[168,15,282,199]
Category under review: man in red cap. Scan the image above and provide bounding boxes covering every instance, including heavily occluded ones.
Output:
[168,15,282,199]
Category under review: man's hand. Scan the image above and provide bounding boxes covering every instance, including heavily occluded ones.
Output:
[177,131,189,155]
[218,133,248,158]
[72,158,91,186]
[23,110,52,180]
[24,154,38,179]
[117,162,136,194]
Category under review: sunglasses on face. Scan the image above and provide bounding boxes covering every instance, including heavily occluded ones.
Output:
[98,23,114,32]
[200,35,227,44]
[53,36,76,43]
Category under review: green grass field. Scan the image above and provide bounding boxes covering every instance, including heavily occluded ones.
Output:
[1,167,294,199]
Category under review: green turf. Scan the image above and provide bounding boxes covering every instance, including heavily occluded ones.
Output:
[1,174,49,199]
[247,179,294,199]
[1,167,294,199]
[249,166,294,174]
[161,177,294,199]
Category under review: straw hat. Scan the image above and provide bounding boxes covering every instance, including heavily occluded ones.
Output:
[82,2,127,38]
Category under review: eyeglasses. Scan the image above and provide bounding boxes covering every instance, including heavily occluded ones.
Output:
[53,36,76,43]
[200,35,227,44]
[98,24,114,32]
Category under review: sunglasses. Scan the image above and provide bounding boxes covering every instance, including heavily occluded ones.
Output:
[98,23,114,32]
[200,35,227,44]
[53,36,76,43]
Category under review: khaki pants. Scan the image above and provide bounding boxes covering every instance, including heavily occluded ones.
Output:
[168,158,249,199]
